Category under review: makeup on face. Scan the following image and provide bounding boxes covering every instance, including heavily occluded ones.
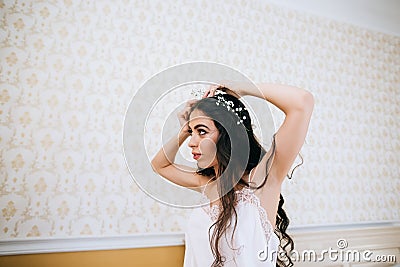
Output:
[188,110,219,168]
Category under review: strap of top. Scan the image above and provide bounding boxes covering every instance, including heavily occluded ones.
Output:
[248,168,255,187]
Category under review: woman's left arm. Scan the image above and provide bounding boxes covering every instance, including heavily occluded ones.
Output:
[205,82,314,183]
[242,83,314,183]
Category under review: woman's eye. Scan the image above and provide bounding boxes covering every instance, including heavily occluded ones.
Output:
[187,129,193,135]
[198,129,207,136]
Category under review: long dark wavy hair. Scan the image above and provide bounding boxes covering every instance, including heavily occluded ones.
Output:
[190,88,296,267]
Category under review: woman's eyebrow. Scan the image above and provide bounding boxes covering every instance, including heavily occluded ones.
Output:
[193,124,210,130]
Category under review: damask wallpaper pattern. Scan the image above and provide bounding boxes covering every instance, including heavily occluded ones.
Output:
[0,0,399,239]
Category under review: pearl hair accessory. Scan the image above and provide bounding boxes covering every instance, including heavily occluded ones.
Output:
[215,92,247,125]
[189,87,248,126]
[190,87,206,99]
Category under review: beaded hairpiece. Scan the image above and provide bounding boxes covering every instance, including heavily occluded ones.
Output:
[190,87,248,126]
[215,92,247,125]
[190,88,205,99]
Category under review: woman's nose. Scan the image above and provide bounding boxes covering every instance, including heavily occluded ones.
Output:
[188,134,198,148]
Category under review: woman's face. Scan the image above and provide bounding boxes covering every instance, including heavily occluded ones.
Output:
[188,109,219,170]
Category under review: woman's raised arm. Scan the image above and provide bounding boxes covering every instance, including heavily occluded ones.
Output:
[208,82,314,183]
[241,83,314,183]
[150,100,203,190]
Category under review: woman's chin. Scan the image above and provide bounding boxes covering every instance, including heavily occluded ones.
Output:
[197,162,216,170]
[197,163,210,170]
[196,156,217,170]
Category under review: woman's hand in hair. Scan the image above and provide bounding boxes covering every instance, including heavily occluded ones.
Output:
[202,84,219,98]
[177,99,197,132]
[203,82,242,99]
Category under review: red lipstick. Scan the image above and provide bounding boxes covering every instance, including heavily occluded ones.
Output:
[192,153,201,160]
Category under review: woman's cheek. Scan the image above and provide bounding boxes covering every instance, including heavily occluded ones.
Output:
[200,138,217,154]
[199,138,217,165]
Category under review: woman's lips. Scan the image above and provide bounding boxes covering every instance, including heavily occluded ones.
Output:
[192,153,201,160]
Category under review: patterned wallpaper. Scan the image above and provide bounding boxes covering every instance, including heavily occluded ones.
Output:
[1,0,399,239]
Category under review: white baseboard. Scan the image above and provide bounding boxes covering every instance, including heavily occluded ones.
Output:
[288,221,400,267]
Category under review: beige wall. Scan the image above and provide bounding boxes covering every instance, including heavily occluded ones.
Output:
[1,0,399,241]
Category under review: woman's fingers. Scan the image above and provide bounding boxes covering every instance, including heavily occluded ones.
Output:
[186,99,198,106]
[202,88,211,98]
[203,85,221,98]
[202,84,241,99]
[178,99,197,124]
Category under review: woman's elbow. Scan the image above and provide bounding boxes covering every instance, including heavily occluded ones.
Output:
[301,91,314,113]
[150,159,160,173]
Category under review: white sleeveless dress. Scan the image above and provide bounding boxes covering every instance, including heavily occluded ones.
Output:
[183,173,280,267]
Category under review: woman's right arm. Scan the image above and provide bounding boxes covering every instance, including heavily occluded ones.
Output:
[150,100,203,191]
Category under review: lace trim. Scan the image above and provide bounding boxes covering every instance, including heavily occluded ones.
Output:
[201,187,273,243]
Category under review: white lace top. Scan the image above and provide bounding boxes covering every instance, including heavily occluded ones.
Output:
[183,171,280,267]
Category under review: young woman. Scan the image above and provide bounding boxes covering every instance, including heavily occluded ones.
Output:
[151,82,314,266]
